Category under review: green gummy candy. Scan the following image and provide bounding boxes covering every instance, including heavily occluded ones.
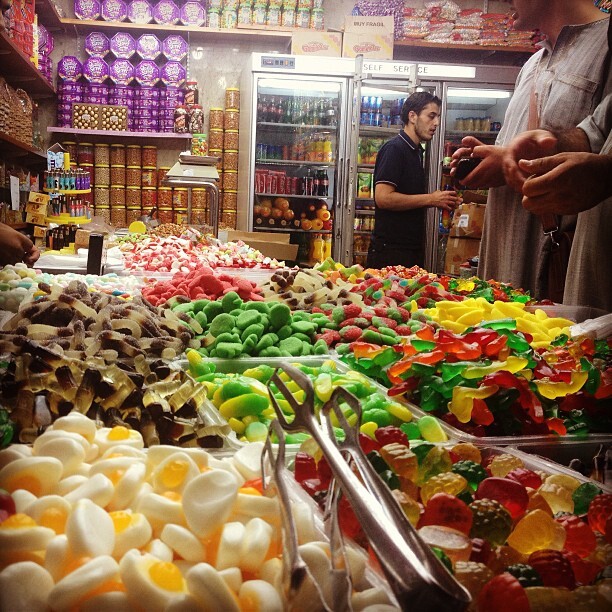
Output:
[195,311,208,327]
[221,291,242,313]
[332,306,345,323]
[245,421,269,443]
[229,308,243,318]
[291,320,316,335]
[220,380,252,401]
[215,342,243,358]
[236,310,261,330]
[301,341,312,355]
[241,323,265,343]
[215,332,241,345]
[196,347,209,358]
[173,303,194,314]
[241,334,258,355]
[192,299,209,313]
[259,346,282,357]
[279,337,303,356]
[313,339,328,355]
[400,422,422,440]
[209,313,236,337]
[292,332,312,343]
[244,301,270,314]
[269,303,291,329]
[276,325,292,340]
[243,365,275,382]
[256,332,279,352]
[417,415,447,442]
[203,301,224,323]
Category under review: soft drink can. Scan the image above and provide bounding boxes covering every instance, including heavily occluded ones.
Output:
[269,173,278,194]
[282,145,290,160]
[361,95,370,113]
[360,112,369,125]
[368,112,376,126]
[265,175,273,193]
[369,96,378,113]
[291,176,299,194]
[374,112,382,127]
[375,96,383,112]
[278,174,286,194]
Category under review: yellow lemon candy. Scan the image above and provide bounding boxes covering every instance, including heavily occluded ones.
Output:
[128,220,147,234]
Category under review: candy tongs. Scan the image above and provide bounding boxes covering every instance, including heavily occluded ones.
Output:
[267,363,471,612]
[261,419,333,611]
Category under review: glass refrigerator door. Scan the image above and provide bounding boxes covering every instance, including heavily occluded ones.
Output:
[251,75,344,266]
[348,78,415,267]
[434,84,514,276]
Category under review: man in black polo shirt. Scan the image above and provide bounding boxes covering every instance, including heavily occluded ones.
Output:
[366,92,460,269]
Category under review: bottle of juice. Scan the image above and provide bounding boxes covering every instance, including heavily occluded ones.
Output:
[311,233,324,263]
[323,234,332,259]
[323,136,333,162]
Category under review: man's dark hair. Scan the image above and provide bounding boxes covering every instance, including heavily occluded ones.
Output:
[400,91,442,125]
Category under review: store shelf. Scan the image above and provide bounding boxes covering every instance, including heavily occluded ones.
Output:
[256,192,331,200]
[355,197,374,203]
[395,39,536,54]
[353,231,373,236]
[35,0,64,29]
[355,209,375,216]
[43,188,91,194]
[60,18,293,42]
[258,122,337,131]
[357,164,375,172]
[253,226,332,234]
[47,127,192,139]
[359,126,399,137]
[0,30,55,96]
[256,159,333,167]
[445,130,500,138]
[0,133,46,165]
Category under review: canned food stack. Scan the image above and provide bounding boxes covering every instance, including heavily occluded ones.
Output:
[57,57,83,128]
[220,87,240,229]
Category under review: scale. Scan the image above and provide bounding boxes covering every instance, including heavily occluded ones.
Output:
[162,154,221,237]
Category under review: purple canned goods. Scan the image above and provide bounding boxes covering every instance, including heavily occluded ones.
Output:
[112,84,135,96]
[101,0,127,21]
[58,56,82,81]
[82,57,110,83]
[137,33,161,59]
[57,102,74,113]
[133,99,158,109]
[180,0,204,26]
[85,32,110,57]
[135,118,159,130]
[133,109,159,119]
[162,34,188,60]
[74,0,101,20]
[153,0,179,24]
[127,0,153,23]
[135,85,160,98]
[58,93,83,103]
[110,58,135,84]
[160,61,186,87]
[88,83,110,94]
[110,32,136,59]
[84,95,108,104]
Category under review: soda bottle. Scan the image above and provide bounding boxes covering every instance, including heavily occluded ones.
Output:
[257,95,263,121]
[302,168,312,195]
[318,169,329,196]
[323,234,332,259]
[313,170,320,195]
[323,137,333,162]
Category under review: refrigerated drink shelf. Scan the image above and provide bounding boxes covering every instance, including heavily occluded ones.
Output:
[255,192,332,201]
[358,126,399,137]
[357,164,375,171]
[256,159,333,167]
[353,231,373,236]
[356,197,374,202]
[257,122,338,131]
[446,130,500,138]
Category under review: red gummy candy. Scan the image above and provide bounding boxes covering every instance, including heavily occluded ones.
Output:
[294,452,317,484]
[374,426,409,448]
[475,477,529,520]
[606,515,612,545]
[528,549,576,590]
[339,326,363,342]
[587,493,612,534]
[418,492,473,535]
[338,496,362,541]
[477,573,530,612]
[563,550,602,586]
[359,432,381,455]
[505,468,542,490]
[469,538,493,565]
[343,303,362,319]
[555,514,597,558]
[317,456,333,487]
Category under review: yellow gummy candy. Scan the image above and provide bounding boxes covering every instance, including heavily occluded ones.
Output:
[449,385,499,423]
[506,509,566,555]
[534,370,588,399]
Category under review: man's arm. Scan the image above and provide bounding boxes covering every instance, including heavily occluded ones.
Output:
[375,182,460,212]
[0,223,40,266]
[449,136,507,188]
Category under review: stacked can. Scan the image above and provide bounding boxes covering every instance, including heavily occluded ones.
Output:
[220,87,240,229]
[57,57,83,128]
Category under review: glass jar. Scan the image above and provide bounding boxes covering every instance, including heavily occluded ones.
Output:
[110,185,126,207]
[221,210,237,228]
[223,129,239,150]
[94,185,110,207]
[157,167,171,187]
[209,128,224,150]
[94,206,111,223]
[126,187,141,207]
[141,168,157,187]
[142,187,158,209]
[94,143,110,165]
[158,208,173,224]
[191,133,208,156]
[223,149,238,171]
[222,170,238,191]
[224,108,239,131]
[173,187,188,209]
[126,166,142,187]
[209,107,224,130]
[184,80,199,105]
[191,209,208,225]
[225,87,239,109]
[81,163,95,186]
[126,207,142,225]
[174,105,188,133]
[78,143,95,165]
[110,165,126,185]
[222,189,238,211]
[110,144,126,165]
[95,165,111,185]
[173,208,188,224]
[126,144,142,166]
[62,141,78,165]
[158,187,172,207]
[142,145,157,167]
[188,105,204,134]
[192,188,207,209]
[111,207,127,227]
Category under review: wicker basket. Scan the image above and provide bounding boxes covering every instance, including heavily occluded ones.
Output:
[0,80,33,146]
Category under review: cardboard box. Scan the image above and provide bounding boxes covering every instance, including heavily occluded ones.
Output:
[445,237,481,276]
[28,191,50,206]
[342,16,394,60]
[450,203,485,239]
[224,230,299,262]
[33,225,46,238]
[25,211,47,226]
[26,201,48,215]
[291,31,342,57]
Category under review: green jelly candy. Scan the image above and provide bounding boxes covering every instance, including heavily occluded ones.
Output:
[362,408,392,427]
[417,415,448,443]
[379,469,400,490]
[269,303,291,329]
[290,332,310,343]
[173,302,195,314]
[256,332,279,353]
[220,380,252,401]
[332,306,345,324]
[572,482,603,515]
[195,311,208,328]
[314,339,328,355]
[192,299,209,313]
[197,347,209,358]
[244,301,270,314]
[451,460,488,491]
[243,365,275,383]
[431,548,453,574]
[276,325,292,340]
[301,341,313,356]
[236,310,261,330]
[221,291,242,313]
[259,346,282,357]
[456,489,474,505]
[284,432,311,445]
[242,334,258,355]
[241,323,265,343]
[245,421,269,443]
[215,332,241,345]
[215,342,243,359]
[203,301,224,322]
[279,337,303,356]
[412,339,437,352]
[336,343,350,355]
[367,450,388,474]
[400,421,422,441]
[209,313,236,336]
[291,320,317,335]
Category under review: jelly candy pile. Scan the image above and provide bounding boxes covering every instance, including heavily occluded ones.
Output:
[294,439,612,610]
[185,354,448,446]
[341,318,612,437]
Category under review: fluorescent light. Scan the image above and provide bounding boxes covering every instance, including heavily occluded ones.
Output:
[448,88,511,99]
[259,78,340,93]
[361,86,412,97]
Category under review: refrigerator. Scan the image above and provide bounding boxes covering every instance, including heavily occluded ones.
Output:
[238,53,357,266]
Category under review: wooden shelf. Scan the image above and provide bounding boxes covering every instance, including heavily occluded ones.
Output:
[0,30,55,96]
[35,0,64,30]
[0,133,46,165]
[48,127,192,139]
[395,38,536,54]
[60,18,293,42]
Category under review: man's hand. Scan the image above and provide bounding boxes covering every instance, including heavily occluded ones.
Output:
[519,152,612,215]
[429,189,462,212]
[0,223,39,267]
[450,136,506,188]
[502,129,558,193]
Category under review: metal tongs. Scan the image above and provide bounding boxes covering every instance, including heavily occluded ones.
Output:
[267,363,471,611]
